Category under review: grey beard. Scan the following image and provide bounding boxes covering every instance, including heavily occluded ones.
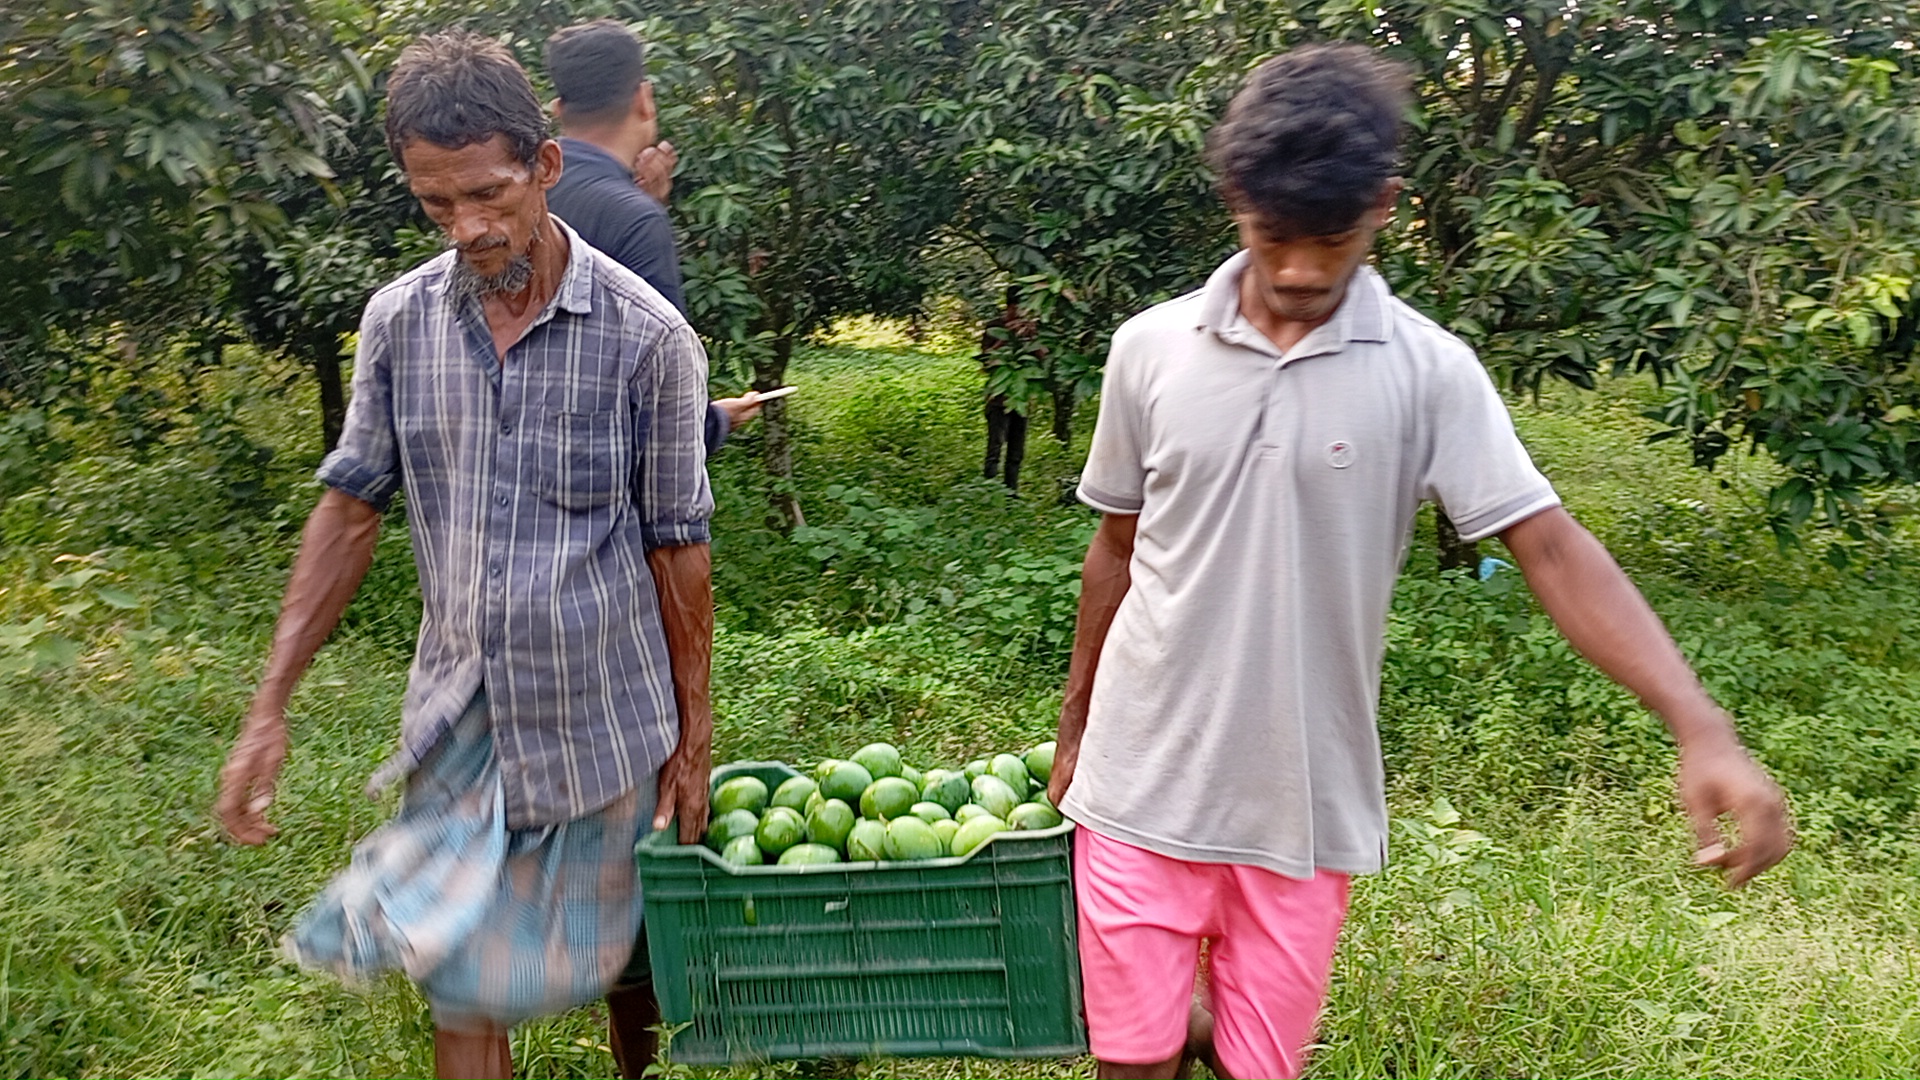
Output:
[446,248,535,306]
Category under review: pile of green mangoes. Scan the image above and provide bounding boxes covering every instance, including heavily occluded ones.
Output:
[702,741,1061,866]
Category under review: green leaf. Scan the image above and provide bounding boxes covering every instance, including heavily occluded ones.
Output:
[31,635,83,669]
[95,586,141,610]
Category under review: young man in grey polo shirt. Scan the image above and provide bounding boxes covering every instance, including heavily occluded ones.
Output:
[1047,45,1792,1080]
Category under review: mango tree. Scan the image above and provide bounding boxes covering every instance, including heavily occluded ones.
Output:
[1307,0,1920,564]
[934,0,1254,462]
[941,0,1920,560]
[623,0,959,525]
[0,0,352,483]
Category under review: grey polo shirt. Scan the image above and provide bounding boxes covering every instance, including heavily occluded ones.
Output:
[1064,252,1560,878]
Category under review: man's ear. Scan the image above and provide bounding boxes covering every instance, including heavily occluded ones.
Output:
[534,138,565,191]
[633,81,657,123]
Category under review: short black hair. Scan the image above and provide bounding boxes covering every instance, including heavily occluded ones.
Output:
[546,20,647,127]
[1207,44,1411,233]
[384,30,546,169]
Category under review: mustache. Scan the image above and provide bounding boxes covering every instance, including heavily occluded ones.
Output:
[450,234,510,254]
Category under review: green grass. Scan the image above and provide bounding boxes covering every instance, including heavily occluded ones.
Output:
[2,334,1918,1078]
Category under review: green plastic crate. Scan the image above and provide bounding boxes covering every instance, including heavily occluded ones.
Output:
[636,761,1085,1065]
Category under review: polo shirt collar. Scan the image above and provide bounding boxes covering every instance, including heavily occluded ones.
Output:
[1197,250,1394,363]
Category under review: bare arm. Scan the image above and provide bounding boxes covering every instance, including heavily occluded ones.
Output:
[1500,507,1791,886]
[646,542,714,843]
[1048,512,1137,807]
[215,488,382,844]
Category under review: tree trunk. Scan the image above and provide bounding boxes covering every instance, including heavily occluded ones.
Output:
[1436,509,1480,574]
[755,335,804,530]
[316,347,346,455]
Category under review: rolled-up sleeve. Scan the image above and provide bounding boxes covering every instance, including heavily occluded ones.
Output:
[634,320,713,549]
[315,303,402,509]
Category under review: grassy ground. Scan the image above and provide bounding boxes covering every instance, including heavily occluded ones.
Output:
[2,329,1918,1078]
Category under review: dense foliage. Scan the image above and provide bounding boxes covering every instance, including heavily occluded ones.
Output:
[0,0,358,476]
[6,0,1918,545]
[1360,0,1920,553]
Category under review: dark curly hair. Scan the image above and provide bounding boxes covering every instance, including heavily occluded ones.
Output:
[385,31,546,170]
[1207,44,1411,233]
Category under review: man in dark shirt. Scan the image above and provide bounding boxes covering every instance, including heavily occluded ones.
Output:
[545,20,760,456]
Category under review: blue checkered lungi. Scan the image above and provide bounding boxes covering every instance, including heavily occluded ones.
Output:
[286,692,657,1029]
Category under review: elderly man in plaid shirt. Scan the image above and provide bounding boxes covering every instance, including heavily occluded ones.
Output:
[214,31,712,1080]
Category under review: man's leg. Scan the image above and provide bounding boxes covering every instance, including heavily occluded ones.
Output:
[985,394,1008,480]
[1004,408,1028,491]
[1076,827,1217,1079]
[1097,1054,1186,1079]
[1175,991,1221,1068]
[605,978,662,1079]
[1091,999,1218,1080]
[433,1021,511,1080]
[1206,867,1350,1080]
[606,930,660,1080]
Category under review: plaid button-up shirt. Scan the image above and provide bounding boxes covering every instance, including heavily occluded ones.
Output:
[318,217,712,829]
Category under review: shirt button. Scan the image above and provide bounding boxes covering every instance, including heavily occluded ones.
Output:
[500,422,513,435]
[490,564,502,577]
[497,494,509,507]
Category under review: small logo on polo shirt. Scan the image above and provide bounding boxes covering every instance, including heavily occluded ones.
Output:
[1326,441,1355,468]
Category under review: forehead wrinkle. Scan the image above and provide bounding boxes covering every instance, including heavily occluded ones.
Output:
[409,166,527,199]
[403,138,531,198]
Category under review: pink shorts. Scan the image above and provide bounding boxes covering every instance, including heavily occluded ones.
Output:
[1074,827,1350,1080]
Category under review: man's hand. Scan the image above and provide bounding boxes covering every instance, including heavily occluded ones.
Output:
[653,737,711,844]
[633,140,677,203]
[1045,730,1078,808]
[714,392,764,432]
[1500,508,1794,887]
[212,489,381,845]
[215,714,289,845]
[1677,738,1792,888]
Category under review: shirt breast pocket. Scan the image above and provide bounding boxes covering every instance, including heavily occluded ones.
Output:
[534,408,625,511]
